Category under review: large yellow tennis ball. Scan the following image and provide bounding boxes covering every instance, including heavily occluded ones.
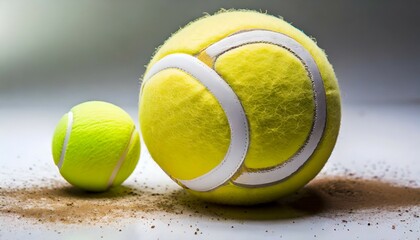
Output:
[139,10,341,205]
[52,101,140,192]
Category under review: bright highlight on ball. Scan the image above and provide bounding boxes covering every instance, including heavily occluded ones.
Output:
[52,101,141,192]
[139,10,341,205]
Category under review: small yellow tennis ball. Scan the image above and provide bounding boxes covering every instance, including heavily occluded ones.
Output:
[139,10,341,205]
[52,101,140,192]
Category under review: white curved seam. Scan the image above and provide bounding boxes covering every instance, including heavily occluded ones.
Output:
[106,126,137,189]
[232,31,326,186]
[57,111,73,170]
[205,30,327,186]
[141,54,249,192]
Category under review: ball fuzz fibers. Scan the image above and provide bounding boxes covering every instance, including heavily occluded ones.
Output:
[139,10,341,205]
[52,101,141,191]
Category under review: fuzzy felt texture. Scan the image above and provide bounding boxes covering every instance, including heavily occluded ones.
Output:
[141,69,230,180]
[52,101,140,192]
[139,10,341,205]
[215,43,314,169]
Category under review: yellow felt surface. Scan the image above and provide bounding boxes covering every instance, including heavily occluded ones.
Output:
[140,10,341,205]
[112,132,141,187]
[189,90,340,205]
[52,113,68,166]
[214,43,314,169]
[140,69,230,180]
[52,101,140,192]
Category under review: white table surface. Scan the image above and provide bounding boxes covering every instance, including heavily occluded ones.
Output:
[1,103,419,240]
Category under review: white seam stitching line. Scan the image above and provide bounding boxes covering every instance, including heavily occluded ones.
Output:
[206,30,327,187]
[106,126,137,189]
[141,54,250,192]
[57,111,73,170]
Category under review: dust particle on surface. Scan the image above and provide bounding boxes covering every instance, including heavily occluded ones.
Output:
[0,175,418,225]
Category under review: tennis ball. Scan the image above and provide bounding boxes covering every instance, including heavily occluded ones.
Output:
[139,10,341,205]
[52,101,140,192]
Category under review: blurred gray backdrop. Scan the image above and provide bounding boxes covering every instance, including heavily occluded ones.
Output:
[1,0,419,109]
